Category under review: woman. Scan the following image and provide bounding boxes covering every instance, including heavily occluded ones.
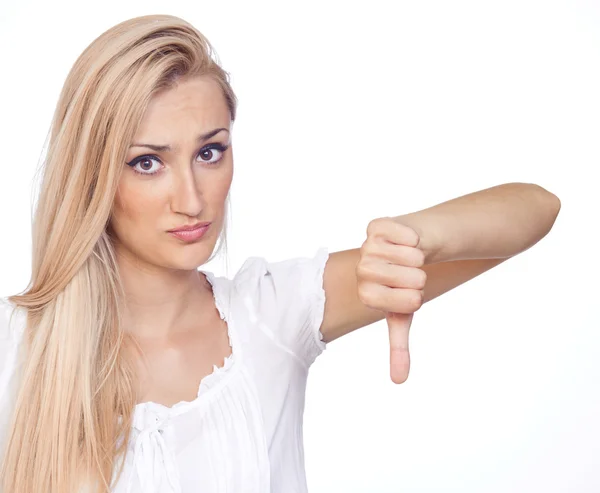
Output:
[0,14,560,493]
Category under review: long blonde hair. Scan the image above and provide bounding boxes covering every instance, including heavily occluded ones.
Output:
[0,14,237,492]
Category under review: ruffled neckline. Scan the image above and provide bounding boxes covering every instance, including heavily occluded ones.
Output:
[132,269,237,425]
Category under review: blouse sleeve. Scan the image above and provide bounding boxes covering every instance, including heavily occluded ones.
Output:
[0,298,26,459]
[232,247,330,368]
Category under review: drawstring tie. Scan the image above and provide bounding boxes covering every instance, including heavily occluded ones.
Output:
[126,410,182,493]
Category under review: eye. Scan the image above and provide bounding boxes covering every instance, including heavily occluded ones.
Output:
[197,143,229,165]
[126,156,163,176]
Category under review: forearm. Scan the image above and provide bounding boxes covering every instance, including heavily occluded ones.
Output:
[394,182,561,264]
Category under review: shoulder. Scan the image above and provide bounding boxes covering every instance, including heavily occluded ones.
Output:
[228,248,330,367]
[232,247,330,291]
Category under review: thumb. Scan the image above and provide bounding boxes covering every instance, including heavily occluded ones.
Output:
[386,312,414,384]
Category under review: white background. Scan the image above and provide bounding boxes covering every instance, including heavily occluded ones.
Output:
[0,1,598,492]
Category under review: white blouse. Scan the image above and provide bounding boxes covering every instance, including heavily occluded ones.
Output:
[0,248,330,493]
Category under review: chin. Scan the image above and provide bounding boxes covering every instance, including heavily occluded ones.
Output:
[166,243,216,271]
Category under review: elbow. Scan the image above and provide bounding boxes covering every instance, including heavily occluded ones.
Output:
[527,182,561,216]
[532,184,561,235]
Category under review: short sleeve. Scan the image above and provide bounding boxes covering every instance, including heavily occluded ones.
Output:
[0,298,26,461]
[233,247,329,368]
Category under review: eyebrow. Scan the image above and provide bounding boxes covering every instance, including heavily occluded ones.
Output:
[129,128,229,152]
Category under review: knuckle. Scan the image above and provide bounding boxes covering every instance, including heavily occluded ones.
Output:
[407,291,423,311]
[359,242,367,256]
[357,284,376,307]
[355,260,372,280]
[366,217,386,237]
[366,219,378,236]
[415,249,426,267]
[360,239,375,257]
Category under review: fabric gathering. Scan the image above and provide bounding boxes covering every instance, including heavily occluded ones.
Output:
[0,248,329,493]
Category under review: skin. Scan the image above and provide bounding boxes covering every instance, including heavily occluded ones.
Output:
[110,75,234,407]
[108,76,560,404]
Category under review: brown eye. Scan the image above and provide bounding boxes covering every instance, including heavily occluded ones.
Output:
[200,149,214,161]
[196,144,228,165]
[126,156,163,175]
[139,158,154,171]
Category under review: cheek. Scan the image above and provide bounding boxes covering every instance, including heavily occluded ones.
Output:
[213,165,233,202]
[112,180,163,234]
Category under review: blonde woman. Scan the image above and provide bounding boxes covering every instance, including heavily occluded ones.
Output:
[0,14,560,493]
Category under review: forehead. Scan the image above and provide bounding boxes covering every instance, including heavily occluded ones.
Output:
[133,76,231,143]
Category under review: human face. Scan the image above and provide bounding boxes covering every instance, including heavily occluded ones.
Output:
[111,75,233,271]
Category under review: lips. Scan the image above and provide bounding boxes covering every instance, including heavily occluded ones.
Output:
[168,221,212,233]
[167,222,211,243]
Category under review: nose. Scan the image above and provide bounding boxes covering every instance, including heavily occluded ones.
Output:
[170,165,203,217]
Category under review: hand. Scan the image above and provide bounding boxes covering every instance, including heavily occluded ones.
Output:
[356,217,428,384]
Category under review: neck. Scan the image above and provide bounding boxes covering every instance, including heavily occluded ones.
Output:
[115,246,212,341]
